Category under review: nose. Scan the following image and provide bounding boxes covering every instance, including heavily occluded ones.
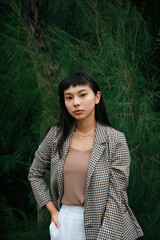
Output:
[73,96,80,106]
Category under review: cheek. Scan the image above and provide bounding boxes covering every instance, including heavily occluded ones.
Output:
[86,96,96,105]
[84,98,96,109]
[65,102,72,113]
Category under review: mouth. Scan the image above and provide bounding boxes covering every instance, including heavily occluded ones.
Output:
[74,110,83,114]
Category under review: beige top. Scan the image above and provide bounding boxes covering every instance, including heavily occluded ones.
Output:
[61,146,92,206]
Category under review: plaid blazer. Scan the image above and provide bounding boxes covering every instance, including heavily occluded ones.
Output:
[28,122,144,240]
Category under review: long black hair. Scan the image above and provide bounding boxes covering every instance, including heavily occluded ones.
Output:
[55,72,113,156]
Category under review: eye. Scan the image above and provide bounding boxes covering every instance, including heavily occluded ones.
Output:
[65,96,72,100]
[80,93,86,97]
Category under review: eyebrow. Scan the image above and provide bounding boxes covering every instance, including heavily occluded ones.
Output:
[64,89,88,95]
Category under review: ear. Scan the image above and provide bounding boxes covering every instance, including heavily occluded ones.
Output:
[95,91,101,104]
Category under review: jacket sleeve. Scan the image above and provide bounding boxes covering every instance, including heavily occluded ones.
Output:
[97,131,131,239]
[28,127,54,208]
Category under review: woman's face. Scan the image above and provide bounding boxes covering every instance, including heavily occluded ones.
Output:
[64,84,101,122]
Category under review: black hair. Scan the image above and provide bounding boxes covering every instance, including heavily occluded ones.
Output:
[56,72,113,157]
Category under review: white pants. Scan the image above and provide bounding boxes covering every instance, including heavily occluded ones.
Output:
[49,204,86,240]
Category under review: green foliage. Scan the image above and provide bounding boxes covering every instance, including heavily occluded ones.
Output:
[0,0,159,239]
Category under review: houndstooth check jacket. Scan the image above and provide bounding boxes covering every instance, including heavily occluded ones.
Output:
[28,122,144,240]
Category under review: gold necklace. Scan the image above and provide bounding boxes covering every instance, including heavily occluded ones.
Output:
[75,127,96,137]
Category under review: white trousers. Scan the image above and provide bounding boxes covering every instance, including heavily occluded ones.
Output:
[49,204,86,240]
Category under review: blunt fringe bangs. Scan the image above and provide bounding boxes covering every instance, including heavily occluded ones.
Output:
[58,72,100,95]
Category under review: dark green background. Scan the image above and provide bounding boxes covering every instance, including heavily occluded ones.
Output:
[0,0,159,239]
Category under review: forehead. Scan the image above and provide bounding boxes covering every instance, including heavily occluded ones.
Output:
[64,84,92,94]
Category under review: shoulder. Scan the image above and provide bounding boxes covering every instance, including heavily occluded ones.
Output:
[96,122,127,151]
[98,122,125,140]
[107,128,126,145]
[107,127,127,148]
[100,124,130,157]
[45,124,62,143]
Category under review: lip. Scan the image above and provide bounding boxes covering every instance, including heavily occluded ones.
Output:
[74,110,83,114]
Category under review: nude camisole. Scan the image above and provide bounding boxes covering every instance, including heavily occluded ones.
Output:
[61,146,92,206]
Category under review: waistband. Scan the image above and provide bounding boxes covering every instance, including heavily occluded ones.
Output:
[60,204,84,215]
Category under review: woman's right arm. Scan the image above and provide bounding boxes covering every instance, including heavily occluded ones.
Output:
[28,128,53,207]
[28,127,60,227]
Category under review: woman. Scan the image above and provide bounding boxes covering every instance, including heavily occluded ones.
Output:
[28,72,144,240]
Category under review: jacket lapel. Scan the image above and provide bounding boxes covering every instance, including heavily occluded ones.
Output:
[57,125,75,201]
[86,122,107,191]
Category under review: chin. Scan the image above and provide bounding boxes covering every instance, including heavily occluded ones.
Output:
[74,115,86,120]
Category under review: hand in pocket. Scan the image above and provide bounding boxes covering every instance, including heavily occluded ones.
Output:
[51,210,60,228]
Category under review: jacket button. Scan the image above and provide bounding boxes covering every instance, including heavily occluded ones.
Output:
[86,225,93,228]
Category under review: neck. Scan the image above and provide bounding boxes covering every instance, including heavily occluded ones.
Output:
[75,118,97,134]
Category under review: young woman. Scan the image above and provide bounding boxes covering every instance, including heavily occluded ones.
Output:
[28,72,144,240]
